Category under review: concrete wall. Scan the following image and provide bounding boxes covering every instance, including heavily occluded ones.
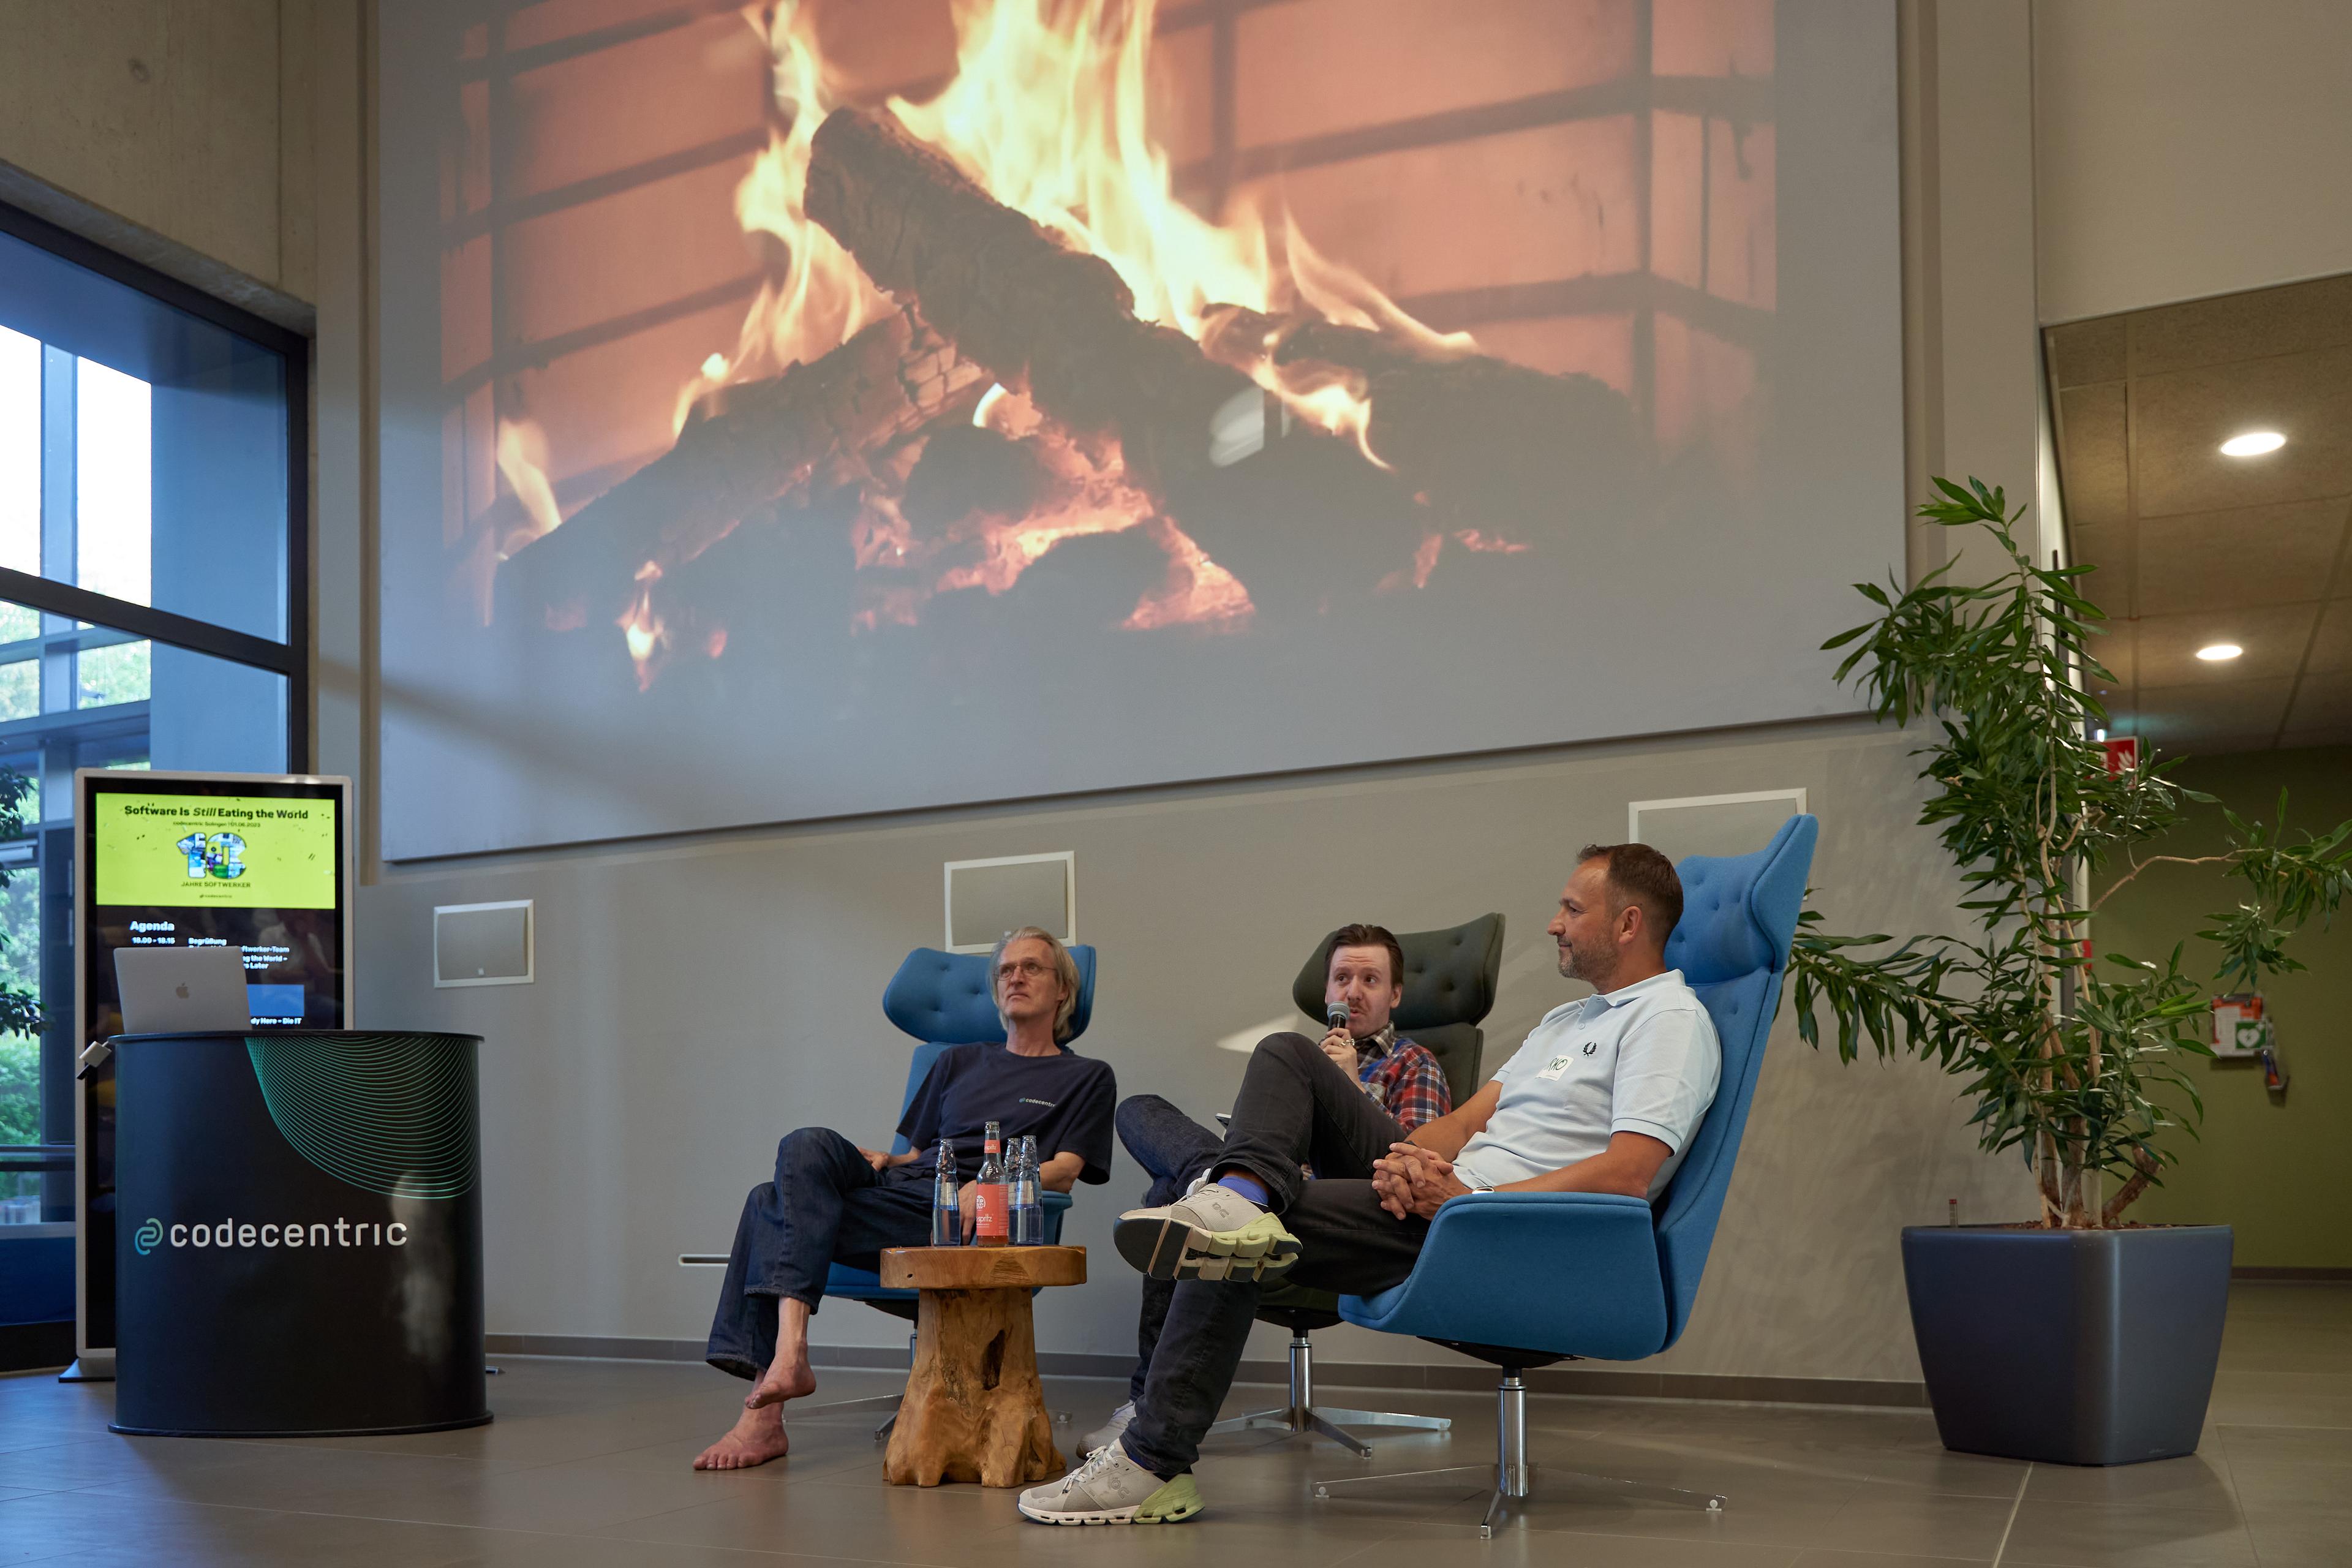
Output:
[3,0,2054,1385]
[0,0,315,304]
[355,717,2038,1384]
[2035,0,2352,324]
[2092,746,2352,1270]
[1906,0,2047,577]
[309,0,2051,1386]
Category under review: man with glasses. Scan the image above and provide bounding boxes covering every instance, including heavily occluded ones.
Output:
[694,926,1117,1471]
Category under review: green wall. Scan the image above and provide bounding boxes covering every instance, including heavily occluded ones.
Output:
[2093,745,2352,1268]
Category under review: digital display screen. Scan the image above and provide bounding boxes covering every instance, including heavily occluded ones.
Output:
[92,792,339,911]
[81,775,349,1037]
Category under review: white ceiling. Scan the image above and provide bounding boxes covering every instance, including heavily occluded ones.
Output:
[2048,272,2352,756]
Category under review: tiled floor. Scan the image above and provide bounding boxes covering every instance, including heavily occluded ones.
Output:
[1,1283,2343,1567]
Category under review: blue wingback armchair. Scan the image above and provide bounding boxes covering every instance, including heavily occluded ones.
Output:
[1316,816,1817,1534]
[798,943,1096,1435]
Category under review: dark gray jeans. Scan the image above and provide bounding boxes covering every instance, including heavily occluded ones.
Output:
[1112,1093,1227,1403]
[1120,1033,1431,1477]
[703,1126,935,1381]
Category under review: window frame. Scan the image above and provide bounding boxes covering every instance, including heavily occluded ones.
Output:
[0,199,309,1256]
[0,197,309,767]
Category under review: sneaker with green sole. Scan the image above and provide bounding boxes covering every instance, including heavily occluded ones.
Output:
[1017,1443,1204,1525]
[1112,1181,1302,1282]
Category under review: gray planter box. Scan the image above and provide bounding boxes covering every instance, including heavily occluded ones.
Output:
[1901,1224,2232,1465]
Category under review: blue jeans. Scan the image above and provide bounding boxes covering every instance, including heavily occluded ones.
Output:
[703,1126,935,1381]
[1119,1033,1430,1477]
[1113,1094,1228,1403]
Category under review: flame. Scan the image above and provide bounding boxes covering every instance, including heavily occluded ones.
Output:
[513,0,1500,679]
[1123,518,1251,631]
[619,573,667,691]
[494,418,563,552]
[669,1,892,434]
[699,0,1458,485]
[872,391,1252,630]
[884,0,1423,450]
[1453,530,1531,554]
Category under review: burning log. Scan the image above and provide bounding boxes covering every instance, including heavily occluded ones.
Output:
[1200,306,1639,519]
[496,309,984,631]
[804,107,1254,493]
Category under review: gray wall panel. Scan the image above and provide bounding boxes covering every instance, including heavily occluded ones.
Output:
[356,717,2035,1384]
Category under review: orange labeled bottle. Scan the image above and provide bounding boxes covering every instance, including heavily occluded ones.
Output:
[971,1121,1009,1246]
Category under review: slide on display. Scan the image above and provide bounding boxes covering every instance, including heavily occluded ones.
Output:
[94,794,337,911]
[88,791,343,1030]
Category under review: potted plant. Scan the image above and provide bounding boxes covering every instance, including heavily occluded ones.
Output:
[1789,478,2352,1465]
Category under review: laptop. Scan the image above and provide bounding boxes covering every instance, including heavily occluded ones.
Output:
[113,946,254,1034]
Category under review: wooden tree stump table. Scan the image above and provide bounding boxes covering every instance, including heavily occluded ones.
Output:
[877,1245,1086,1488]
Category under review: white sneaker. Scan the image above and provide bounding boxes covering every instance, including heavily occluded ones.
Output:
[1082,1400,1136,1455]
[1017,1441,1203,1525]
[1113,1181,1302,1282]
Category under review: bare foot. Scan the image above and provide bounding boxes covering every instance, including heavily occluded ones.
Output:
[744,1357,818,1411]
[694,1404,791,1471]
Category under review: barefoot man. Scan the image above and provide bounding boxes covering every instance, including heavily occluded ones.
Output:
[694,927,1117,1469]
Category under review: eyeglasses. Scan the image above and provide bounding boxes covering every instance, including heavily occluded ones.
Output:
[997,959,1052,981]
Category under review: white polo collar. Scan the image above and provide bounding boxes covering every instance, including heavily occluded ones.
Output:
[1581,968,1685,1014]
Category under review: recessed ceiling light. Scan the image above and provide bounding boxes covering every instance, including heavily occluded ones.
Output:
[2220,431,2286,457]
[2196,643,2243,662]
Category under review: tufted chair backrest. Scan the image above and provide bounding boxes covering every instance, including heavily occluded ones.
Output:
[878,944,1099,1154]
[1651,815,1815,1348]
[1291,914,1504,1106]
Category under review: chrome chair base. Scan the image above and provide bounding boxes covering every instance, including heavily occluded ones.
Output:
[1311,1373,1726,1537]
[1207,1332,1452,1458]
[795,1331,914,1441]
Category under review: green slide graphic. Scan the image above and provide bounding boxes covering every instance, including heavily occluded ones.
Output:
[244,1034,478,1199]
[94,792,337,910]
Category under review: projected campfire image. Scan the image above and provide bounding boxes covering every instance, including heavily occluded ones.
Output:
[382,0,1887,857]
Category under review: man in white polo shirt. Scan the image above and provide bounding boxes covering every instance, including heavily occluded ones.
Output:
[1019,842,1720,1526]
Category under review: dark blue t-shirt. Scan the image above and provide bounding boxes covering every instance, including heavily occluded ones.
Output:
[897,1042,1117,1185]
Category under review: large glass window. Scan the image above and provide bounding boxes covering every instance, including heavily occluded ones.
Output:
[0,204,303,1235]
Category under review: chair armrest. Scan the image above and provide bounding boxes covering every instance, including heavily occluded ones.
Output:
[1336,1191,1669,1361]
[1039,1186,1075,1246]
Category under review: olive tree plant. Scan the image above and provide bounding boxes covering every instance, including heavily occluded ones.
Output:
[1789,478,2352,1228]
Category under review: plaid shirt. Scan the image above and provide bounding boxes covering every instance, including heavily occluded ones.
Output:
[1353,1024,1453,1131]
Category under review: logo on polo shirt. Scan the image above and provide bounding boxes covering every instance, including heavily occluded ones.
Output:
[1583,1041,1597,1055]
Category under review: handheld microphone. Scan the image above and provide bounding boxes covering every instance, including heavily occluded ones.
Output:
[1327,1002,1349,1032]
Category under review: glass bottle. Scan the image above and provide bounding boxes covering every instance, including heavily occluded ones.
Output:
[971,1121,1009,1246]
[930,1137,962,1248]
[1011,1134,1042,1246]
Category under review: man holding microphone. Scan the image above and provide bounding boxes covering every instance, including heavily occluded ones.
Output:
[1084,924,1450,1457]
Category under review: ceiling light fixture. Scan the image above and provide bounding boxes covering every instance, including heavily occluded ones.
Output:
[2220,431,2286,457]
[2195,643,2243,662]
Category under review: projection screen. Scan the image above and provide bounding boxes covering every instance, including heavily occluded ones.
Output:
[377,0,1902,859]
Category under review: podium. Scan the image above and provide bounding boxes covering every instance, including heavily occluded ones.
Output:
[108,1030,489,1437]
